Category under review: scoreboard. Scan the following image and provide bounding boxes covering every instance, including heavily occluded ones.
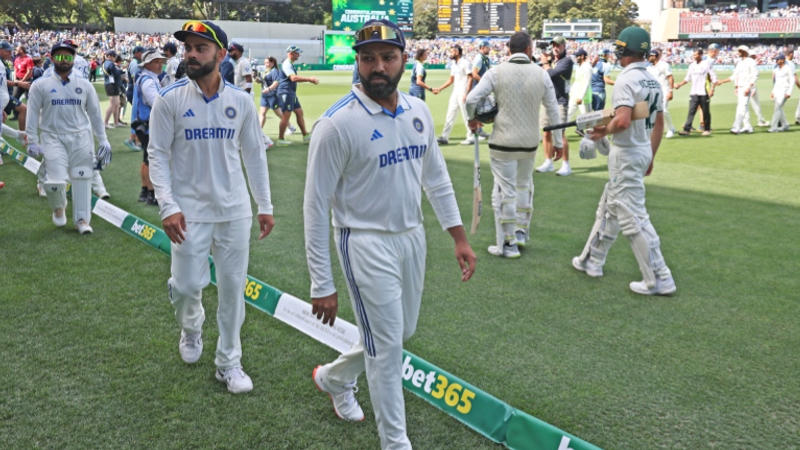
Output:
[437,0,527,35]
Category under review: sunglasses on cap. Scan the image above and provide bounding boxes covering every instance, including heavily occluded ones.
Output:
[355,25,401,44]
[53,54,74,62]
[181,20,224,49]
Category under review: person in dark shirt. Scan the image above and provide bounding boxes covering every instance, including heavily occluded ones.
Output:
[219,53,234,84]
[537,36,573,176]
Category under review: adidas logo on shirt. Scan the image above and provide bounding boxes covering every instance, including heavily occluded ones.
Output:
[370,129,383,141]
[183,109,196,118]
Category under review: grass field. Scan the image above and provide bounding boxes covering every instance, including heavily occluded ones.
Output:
[1,68,798,449]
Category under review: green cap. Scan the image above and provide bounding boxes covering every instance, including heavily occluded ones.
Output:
[551,35,566,45]
[614,26,650,57]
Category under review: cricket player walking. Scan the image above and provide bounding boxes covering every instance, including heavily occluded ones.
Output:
[572,26,676,296]
[26,41,110,234]
[646,49,677,138]
[148,20,275,393]
[465,31,563,258]
[304,19,476,449]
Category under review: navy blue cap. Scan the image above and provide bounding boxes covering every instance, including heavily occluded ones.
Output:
[0,41,12,51]
[776,53,786,61]
[133,46,145,54]
[228,42,244,52]
[174,20,228,49]
[51,41,76,55]
[479,40,491,48]
[353,19,405,51]
[574,48,587,57]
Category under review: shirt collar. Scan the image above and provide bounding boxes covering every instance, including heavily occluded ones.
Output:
[189,75,225,103]
[508,53,531,63]
[351,85,411,118]
[622,61,649,74]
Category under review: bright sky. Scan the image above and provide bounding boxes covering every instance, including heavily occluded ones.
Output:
[634,0,661,22]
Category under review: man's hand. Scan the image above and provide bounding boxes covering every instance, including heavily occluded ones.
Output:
[432,88,439,95]
[454,240,476,281]
[312,292,338,326]
[468,119,481,132]
[310,77,319,85]
[27,143,43,158]
[576,98,582,105]
[646,161,654,176]
[162,212,187,244]
[257,214,274,240]
[589,124,609,141]
[667,90,673,101]
[553,145,564,161]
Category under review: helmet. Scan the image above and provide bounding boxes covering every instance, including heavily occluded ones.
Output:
[614,26,650,60]
[474,93,498,123]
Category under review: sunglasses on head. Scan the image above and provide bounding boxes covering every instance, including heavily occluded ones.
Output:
[182,20,224,49]
[355,25,400,44]
[53,54,74,62]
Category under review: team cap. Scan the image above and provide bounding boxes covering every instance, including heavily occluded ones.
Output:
[286,45,303,54]
[175,20,228,49]
[51,41,77,55]
[352,19,405,51]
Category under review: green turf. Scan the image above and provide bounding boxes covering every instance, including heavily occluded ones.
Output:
[0,69,798,448]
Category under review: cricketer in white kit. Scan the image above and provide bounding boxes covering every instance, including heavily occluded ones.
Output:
[304,19,476,450]
[436,45,473,144]
[572,26,676,296]
[646,49,676,137]
[148,20,275,394]
[26,41,110,234]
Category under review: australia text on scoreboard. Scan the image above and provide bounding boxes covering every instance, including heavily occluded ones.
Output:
[332,0,414,33]
[542,18,603,40]
[437,0,527,35]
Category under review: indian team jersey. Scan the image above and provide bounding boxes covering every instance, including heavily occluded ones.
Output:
[611,61,663,148]
[25,71,106,146]
[233,57,253,89]
[450,58,471,91]
[148,77,273,223]
[646,60,672,95]
[42,54,90,80]
[304,86,462,297]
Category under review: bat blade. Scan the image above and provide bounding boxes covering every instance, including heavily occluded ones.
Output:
[470,136,481,235]
[542,101,649,132]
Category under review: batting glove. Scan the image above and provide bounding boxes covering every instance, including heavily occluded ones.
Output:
[96,140,112,170]
[596,137,610,156]
[579,136,597,160]
[27,143,43,158]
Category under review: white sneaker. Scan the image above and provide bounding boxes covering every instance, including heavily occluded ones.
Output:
[556,163,572,176]
[52,209,67,227]
[313,365,365,421]
[571,256,603,277]
[665,129,674,138]
[179,330,203,364]
[287,125,297,136]
[477,135,486,141]
[536,159,554,173]
[487,243,521,259]
[701,130,712,136]
[460,136,475,145]
[76,220,93,234]
[515,230,528,248]
[216,366,253,394]
[758,120,770,127]
[741,128,754,134]
[629,276,676,296]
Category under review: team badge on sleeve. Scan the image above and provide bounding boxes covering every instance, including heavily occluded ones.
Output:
[413,117,423,133]
[225,106,237,119]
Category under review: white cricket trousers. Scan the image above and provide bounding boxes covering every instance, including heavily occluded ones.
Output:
[770,96,789,131]
[490,156,535,246]
[440,89,469,140]
[41,130,94,221]
[567,101,587,122]
[168,217,251,369]
[324,225,426,450]
[732,88,753,131]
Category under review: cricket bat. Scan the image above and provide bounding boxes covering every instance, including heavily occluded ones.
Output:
[543,101,649,132]
[470,133,482,235]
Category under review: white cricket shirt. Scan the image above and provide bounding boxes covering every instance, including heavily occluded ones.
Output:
[772,64,794,98]
[732,57,758,89]
[611,61,663,148]
[569,60,592,103]
[233,56,253,89]
[647,60,673,95]
[304,86,462,298]
[25,71,106,147]
[449,57,471,91]
[684,60,717,96]
[148,77,273,223]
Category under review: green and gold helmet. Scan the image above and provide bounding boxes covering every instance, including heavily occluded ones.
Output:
[614,26,651,59]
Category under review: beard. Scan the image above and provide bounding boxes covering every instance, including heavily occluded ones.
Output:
[54,62,73,75]
[185,55,217,80]
[360,70,403,100]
